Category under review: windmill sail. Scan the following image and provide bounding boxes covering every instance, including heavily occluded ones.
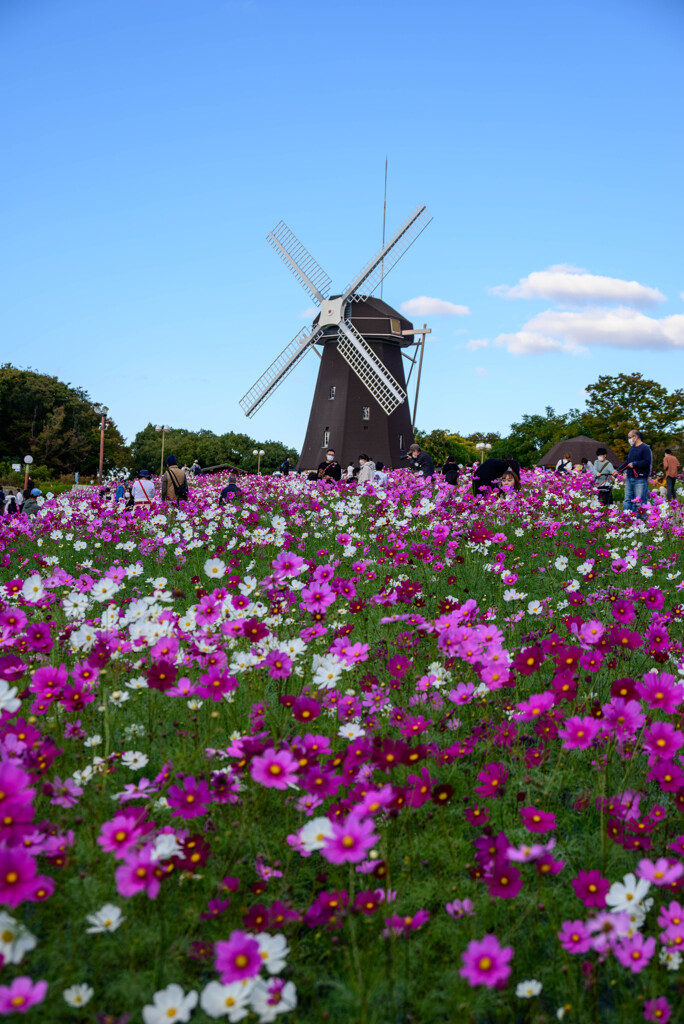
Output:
[239,325,324,418]
[341,205,433,303]
[266,221,332,306]
[337,319,406,415]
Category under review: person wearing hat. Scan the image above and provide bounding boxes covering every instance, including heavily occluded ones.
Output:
[406,443,435,478]
[130,469,156,506]
[161,455,187,503]
[22,488,42,515]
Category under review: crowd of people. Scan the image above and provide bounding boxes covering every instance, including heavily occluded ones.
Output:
[3,433,680,517]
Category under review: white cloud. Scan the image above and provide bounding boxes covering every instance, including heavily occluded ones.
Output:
[400,296,470,317]
[492,265,664,307]
[467,338,489,351]
[300,306,317,320]
[495,307,684,356]
[475,366,489,376]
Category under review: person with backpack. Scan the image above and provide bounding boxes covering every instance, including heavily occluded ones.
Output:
[4,490,17,515]
[555,453,572,473]
[161,455,188,504]
[591,447,614,506]
[280,457,291,476]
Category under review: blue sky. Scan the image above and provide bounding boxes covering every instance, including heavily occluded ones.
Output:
[2,0,683,450]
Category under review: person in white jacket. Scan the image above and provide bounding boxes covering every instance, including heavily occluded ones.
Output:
[130,469,156,505]
[356,454,376,490]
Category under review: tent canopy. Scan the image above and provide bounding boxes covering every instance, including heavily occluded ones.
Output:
[537,435,622,468]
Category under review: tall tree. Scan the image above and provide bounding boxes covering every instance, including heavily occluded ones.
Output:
[584,373,684,459]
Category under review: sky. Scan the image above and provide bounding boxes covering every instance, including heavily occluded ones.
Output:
[1,0,683,451]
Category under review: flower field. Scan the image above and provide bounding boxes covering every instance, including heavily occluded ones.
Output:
[2,468,684,1023]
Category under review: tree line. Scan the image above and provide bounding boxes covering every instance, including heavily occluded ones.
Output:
[2,365,682,480]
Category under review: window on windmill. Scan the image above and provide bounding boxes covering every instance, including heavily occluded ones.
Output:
[362,406,370,421]
[390,318,401,336]
[323,429,330,448]
[329,386,336,399]
[399,434,404,450]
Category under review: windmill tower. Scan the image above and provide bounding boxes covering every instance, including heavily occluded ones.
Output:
[239,205,432,469]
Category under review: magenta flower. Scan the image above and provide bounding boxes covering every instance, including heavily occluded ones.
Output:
[292,696,321,723]
[557,919,593,953]
[46,776,83,809]
[520,806,557,833]
[0,847,53,908]
[486,862,522,899]
[643,722,684,763]
[636,858,684,887]
[98,809,151,858]
[637,673,683,714]
[474,762,508,799]
[300,581,336,614]
[321,813,379,865]
[214,930,262,983]
[601,698,644,740]
[167,776,212,818]
[558,715,600,750]
[613,933,655,973]
[445,898,474,918]
[571,870,609,908]
[644,997,671,1023]
[264,651,293,680]
[459,934,513,988]
[250,749,300,790]
[512,691,555,720]
[383,909,429,935]
[115,845,161,899]
[0,976,48,1014]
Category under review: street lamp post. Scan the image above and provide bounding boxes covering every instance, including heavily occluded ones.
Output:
[23,455,34,492]
[253,449,265,475]
[156,425,171,477]
[475,442,492,463]
[94,406,109,485]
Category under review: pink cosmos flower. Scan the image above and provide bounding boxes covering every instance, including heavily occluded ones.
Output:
[643,722,684,764]
[264,651,293,680]
[115,845,161,899]
[637,673,683,714]
[613,933,656,973]
[0,976,48,1014]
[98,809,151,858]
[485,862,522,899]
[321,813,379,865]
[474,762,508,799]
[383,910,429,936]
[300,581,336,614]
[214,930,262,983]
[512,691,555,720]
[636,858,684,887]
[250,749,300,790]
[557,919,593,953]
[167,776,212,818]
[0,847,53,908]
[644,997,671,1023]
[571,870,609,908]
[460,934,513,988]
[445,898,474,918]
[558,715,600,750]
[520,807,557,833]
[271,552,306,579]
[601,698,644,740]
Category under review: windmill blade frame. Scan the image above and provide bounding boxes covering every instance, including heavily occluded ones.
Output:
[239,324,325,418]
[337,319,407,416]
[266,221,332,306]
[341,205,432,304]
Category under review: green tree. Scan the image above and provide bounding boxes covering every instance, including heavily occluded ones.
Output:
[584,373,684,460]
[0,364,129,475]
[414,428,479,467]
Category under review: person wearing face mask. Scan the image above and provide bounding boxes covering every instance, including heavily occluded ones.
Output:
[317,449,342,481]
[613,429,652,513]
[356,453,376,490]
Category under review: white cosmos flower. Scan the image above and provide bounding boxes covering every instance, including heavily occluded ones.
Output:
[0,681,21,715]
[298,817,335,853]
[338,722,365,741]
[121,750,149,770]
[200,979,255,1021]
[151,834,183,861]
[0,912,37,963]
[249,979,297,1022]
[63,983,94,1008]
[554,556,569,570]
[109,690,130,706]
[255,932,290,975]
[605,872,651,914]
[91,578,120,602]
[86,903,124,933]
[527,600,543,615]
[21,575,44,602]
[204,558,226,579]
[142,984,198,1024]
[516,979,542,998]
[660,946,683,970]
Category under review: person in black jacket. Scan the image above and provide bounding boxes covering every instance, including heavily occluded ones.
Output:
[407,443,435,478]
[473,457,521,496]
[317,449,342,481]
[442,455,459,486]
[613,429,652,513]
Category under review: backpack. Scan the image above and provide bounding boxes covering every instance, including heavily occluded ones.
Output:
[168,468,189,502]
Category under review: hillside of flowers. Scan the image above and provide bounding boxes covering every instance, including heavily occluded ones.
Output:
[1,467,684,1023]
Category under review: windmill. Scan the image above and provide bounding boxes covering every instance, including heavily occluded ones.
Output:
[239,204,432,469]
